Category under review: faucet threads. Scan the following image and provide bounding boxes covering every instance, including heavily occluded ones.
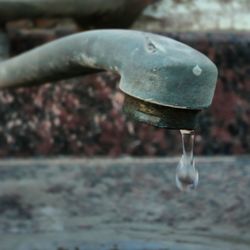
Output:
[123,94,200,129]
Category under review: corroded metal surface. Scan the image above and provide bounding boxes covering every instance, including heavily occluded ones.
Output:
[0,0,157,28]
[124,94,199,129]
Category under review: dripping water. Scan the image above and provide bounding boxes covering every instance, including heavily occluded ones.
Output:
[176,130,198,191]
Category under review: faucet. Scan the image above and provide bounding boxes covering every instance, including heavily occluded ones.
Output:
[0,29,218,130]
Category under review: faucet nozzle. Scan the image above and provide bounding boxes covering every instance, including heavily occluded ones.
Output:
[0,30,218,130]
[123,94,200,129]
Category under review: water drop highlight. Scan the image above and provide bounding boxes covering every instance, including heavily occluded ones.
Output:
[176,130,198,191]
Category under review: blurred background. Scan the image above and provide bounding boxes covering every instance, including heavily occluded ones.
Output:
[0,0,249,157]
[0,1,249,250]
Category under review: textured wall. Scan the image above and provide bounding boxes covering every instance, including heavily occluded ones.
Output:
[135,0,250,32]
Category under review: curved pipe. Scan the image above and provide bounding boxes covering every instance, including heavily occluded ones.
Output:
[0,29,218,129]
[0,0,156,28]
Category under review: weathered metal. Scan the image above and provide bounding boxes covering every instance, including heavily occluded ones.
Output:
[124,94,200,129]
[0,0,157,28]
[0,30,218,129]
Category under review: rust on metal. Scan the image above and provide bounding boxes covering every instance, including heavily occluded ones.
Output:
[123,94,200,129]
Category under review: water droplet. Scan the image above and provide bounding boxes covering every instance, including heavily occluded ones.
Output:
[176,130,198,191]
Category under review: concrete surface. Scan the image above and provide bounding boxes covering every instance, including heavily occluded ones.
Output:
[135,0,250,32]
[0,156,249,249]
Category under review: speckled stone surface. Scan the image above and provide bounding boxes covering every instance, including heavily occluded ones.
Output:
[0,157,249,250]
[0,27,249,157]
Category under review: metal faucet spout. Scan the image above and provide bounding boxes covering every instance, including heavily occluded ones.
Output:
[0,29,218,129]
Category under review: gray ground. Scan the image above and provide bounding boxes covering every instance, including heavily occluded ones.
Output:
[0,156,249,250]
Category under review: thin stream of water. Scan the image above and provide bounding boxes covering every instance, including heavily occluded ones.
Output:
[176,130,198,191]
